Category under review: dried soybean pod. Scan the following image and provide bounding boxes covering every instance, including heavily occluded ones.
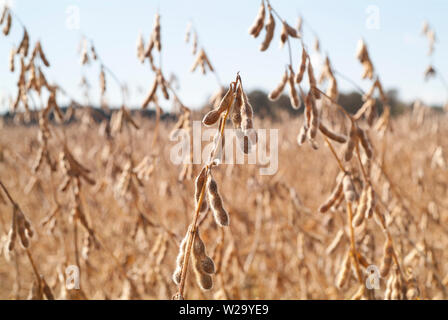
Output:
[365,186,375,218]
[285,22,299,38]
[99,67,106,95]
[9,46,15,72]
[37,42,50,67]
[319,123,347,143]
[16,212,29,248]
[18,29,30,57]
[190,50,203,73]
[203,85,234,126]
[353,187,367,227]
[199,61,206,75]
[380,238,394,277]
[184,22,191,43]
[260,7,275,52]
[136,32,145,62]
[356,252,369,269]
[306,91,319,139]
[241,85,254,131]
[354,98,374,120]
[248,0,265,38]
[318,174,343,213]
[153,13,161,52]
[199,256,215,275]
[327,76,339,101]
[295,47,307,84]
[405,278,419,300]
[201,50,214,72]
[303,90,311,129]
[172,233,188,285]
[142,78,158,109]
[357,127,373,159]
[90,44,97,60]
[191,230,215,291]
[191,31,198,55]
[175,234,188,267]
[279,21,299,47]
[314,37,321,52]
[297,124,307,146]
[351,285,365,300]
[344,122,358,162]
[157,72,170,100]
[192,230,206,257]
[288,66,300,109]
[307,59,320,99]
[216,85,235,114]
[202,110,221,127]
[325,230,344,255]
[172,264,182,285]
[390,269,402,300]
[342,174,356,203]
[336,250,352,288]
[144,36,154,58]
[231,84,243,129]
[23,216,33,238]
[384,273,393,300]
[38,67,48,89]
[192,230,215,275]
[268,69,288,101]
[7,210,17,251]
[195,167,208,213]
[2,12,11,36]
[206,174,229,227]
[195,272,213,290]
[296,16,303,34]
[241,86,257,149]
[280,22,288,48]
[375,78,387,103]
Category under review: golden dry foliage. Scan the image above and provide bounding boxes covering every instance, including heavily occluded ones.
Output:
[1,2,448,302]
[1,109,447,300]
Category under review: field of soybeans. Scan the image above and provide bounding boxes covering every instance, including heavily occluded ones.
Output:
[0,1,447,300]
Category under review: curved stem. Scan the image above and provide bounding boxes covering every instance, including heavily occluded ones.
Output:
[315,87,354,124]
[322,136,346,174]
[8,7,26,30]
[0,180,15,205]
[334,70,366,95]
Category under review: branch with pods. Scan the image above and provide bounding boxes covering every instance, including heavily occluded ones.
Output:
[171,73,256,299]
[421,21,448,111]
[0,180,54,299]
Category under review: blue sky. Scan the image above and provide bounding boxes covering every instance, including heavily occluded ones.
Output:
[0,0,447,112]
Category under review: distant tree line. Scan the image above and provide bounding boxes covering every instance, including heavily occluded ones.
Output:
[237,88,443,121]
[1,88,444,125]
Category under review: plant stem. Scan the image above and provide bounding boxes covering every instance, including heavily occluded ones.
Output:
[322,136,346,173]
[315,87,354,124]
